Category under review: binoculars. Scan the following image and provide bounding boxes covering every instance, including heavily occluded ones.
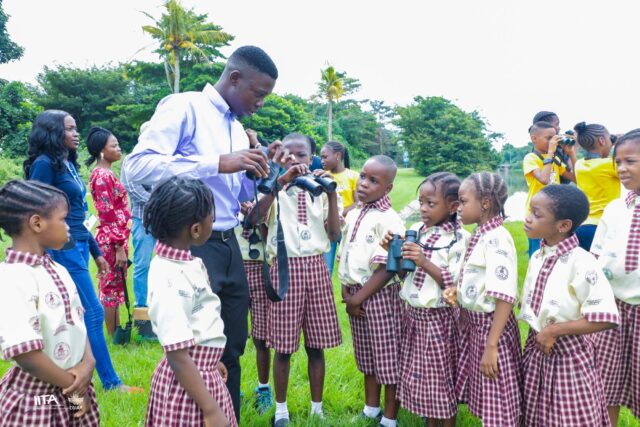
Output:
[558,130,576,147]
[246,146,282,194]
[386,230,418,273]
[291,174,337,197]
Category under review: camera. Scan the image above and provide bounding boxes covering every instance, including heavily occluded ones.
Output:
[558,129,576,147]
[386,230,418,273]
[291,174,337,197]
[246,146,282,194]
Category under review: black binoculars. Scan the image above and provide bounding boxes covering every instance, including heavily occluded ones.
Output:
[291,174,337,197]
[386,230,418,273]
[246,146,282,194]
[558,130,576,147]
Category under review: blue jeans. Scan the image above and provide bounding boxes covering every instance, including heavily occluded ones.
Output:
[324,236,341,277]
[49,239,122,390]
[576,224,597,251]
[528,238,541,258]
[131,217,156,307]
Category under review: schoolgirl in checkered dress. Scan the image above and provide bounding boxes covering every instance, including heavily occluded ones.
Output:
[338,156,405,426]
[248,134,342,424]
[520,184,619,427]
[590,130,640,424]
[143,178,236,427]
[443,172,523,427]
[393,172,469,426]
[0,180,100,426]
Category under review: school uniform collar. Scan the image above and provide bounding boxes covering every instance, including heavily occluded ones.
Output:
[420,219,459,235]
[539,233,580,257]
[155,242,195,261]
[475,215,503,236]
[4,248,52,267]
[625,190,640,208]
[362,194,392,212]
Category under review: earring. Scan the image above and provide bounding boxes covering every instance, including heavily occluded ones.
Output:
[100,153,104,160]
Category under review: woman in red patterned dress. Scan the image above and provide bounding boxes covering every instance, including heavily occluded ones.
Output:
[86,127,132,336]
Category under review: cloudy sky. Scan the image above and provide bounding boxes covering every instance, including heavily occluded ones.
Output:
[2,0,639,147]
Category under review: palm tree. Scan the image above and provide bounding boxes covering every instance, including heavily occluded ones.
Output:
[142,0,233,93]
[317,65,360,140]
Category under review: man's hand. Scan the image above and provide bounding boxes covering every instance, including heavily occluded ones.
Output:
[246,129,260,148]
[219,149,270,178]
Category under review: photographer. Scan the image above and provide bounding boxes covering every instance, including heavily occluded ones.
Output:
[573,122,620,250]
[532,111,574,184]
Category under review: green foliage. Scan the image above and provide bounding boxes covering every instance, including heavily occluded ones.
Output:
[395,96,500,177]
[500,142,532,168]
[0,156,23,186]
[0,80,41,158]
[0,0,23,64]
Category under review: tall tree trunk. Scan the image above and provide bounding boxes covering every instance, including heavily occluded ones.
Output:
[327,102,333,140]
[173,54,181,93]
[163,60,173,92]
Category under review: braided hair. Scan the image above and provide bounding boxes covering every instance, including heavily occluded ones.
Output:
[573,121,610,152]
[85,126,114,166]
[0,180,68,238]
[539,185,589,233]
[613,128,640,159]
[323,141,351,168]
[23,110,79,178]
[144,177,215,242]
[418,172,461,223]
[466,171,509,218]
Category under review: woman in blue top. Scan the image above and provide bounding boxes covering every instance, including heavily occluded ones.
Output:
[24,110,142,393]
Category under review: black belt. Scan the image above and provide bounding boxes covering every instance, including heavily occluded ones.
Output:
[210,228,235,241]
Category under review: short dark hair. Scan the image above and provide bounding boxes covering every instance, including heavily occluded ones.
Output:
[227,46,278,80]
[144,177,215,243]
[418,172,461,223]
[613,128,640,159]
[283,133,312,152]
[368,154,397,181]
[466,171,509,218]
[573,121,609,151]
[529,120,556,135]
[85,126,114,166]
[539,185,589,233]
[0,180,68,238]
[532,111,558,124]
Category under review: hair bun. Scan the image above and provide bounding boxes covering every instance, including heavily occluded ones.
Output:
[574,121,587,134]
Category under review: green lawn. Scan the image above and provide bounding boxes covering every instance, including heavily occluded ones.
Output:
[0,168,638,426]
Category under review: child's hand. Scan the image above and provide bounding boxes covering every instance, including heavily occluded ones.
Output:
[312,169,332,179]
[63,359,94,398]
[278,164,308,186]
[380,230,395,252]
[240,201,255,216]
[73,393,91,419]
[204,410,231,427]
[217,362,228,383]
[548,135,562,156]
[246,129,260,148]
[345,296,365,318]
[480,344,499,379]
[401,241,426,269]
[536,326,557,355]
[442,287,458,306]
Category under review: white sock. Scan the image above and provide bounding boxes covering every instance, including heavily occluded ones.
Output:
[310,400,323,416]
[258,382,270,389]
[363,405,381,418]
[275,401,289,421]
[380,416,397,427]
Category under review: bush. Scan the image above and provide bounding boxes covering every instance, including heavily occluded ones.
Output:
[0,156,23,186]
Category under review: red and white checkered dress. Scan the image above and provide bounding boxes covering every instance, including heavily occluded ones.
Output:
[455,309,523,427]
[267,255,342,354]
[592,298,640,418]
[146,345,237,427]
[523,331,609,426]
[345,282,403,385]
[0,366,100,427]
[398,305,459,419]
[244,260,270,341]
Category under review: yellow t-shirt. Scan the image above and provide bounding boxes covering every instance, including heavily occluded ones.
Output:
[523,152,566,212]
[330,168,359,209]
[574,157,619,225]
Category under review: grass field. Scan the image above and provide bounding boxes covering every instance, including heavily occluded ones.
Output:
[0,168,638,426]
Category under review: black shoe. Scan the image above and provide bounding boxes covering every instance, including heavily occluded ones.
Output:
[272,416,290,427]
[134,320,157,340]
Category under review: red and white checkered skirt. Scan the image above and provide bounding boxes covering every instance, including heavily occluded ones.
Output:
[267,255,342,354]
[245,260,269,341]
[345,282,403,385]
[398,305,459,419]
[455,309,522,427]
[0,366,100,427]
[592,299,640,418]
[145,345,237,427]
[523,330,609,427]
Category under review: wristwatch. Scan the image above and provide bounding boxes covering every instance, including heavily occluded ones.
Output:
[543,158,554,165]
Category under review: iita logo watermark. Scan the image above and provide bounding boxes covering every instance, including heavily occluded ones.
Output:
[33,393,83,410]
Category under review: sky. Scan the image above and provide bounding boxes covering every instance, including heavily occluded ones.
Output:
[2,0,639,147]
